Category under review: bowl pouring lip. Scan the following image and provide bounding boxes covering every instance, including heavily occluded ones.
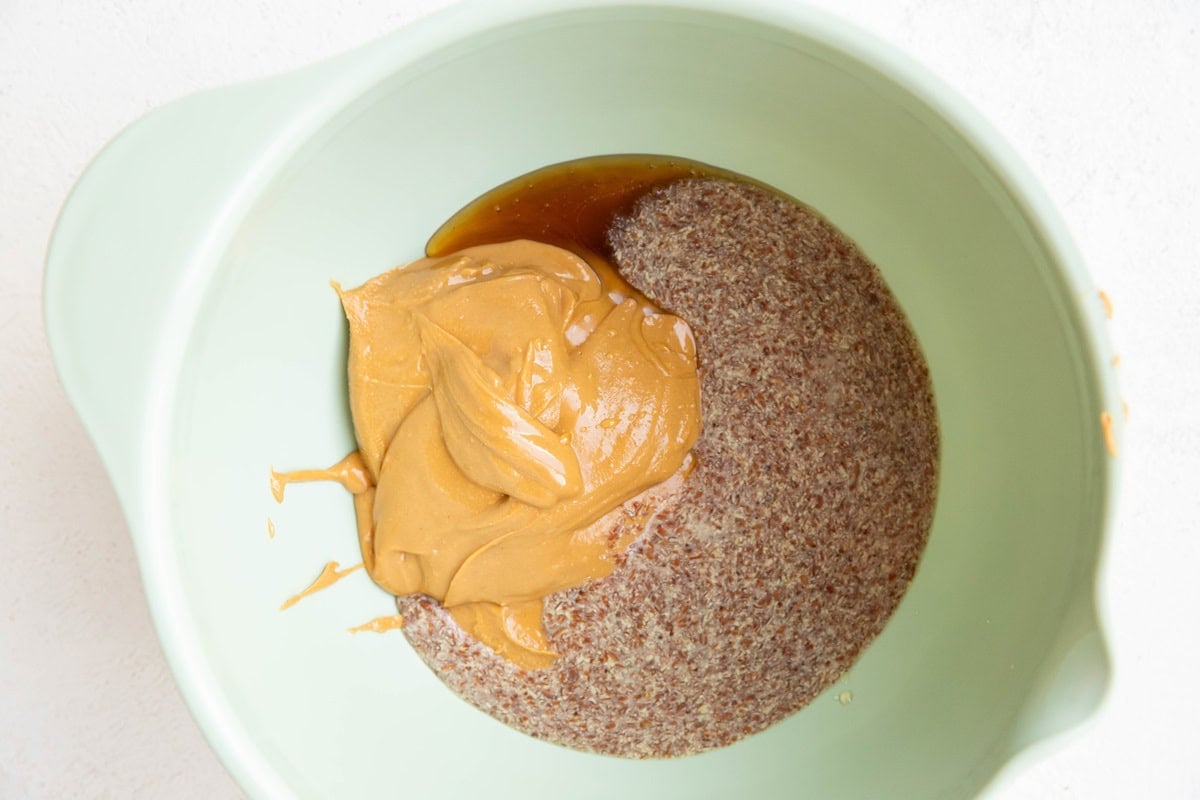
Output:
[44,1,1119,797]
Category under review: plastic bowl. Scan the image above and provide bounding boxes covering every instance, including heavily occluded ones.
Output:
[44,1,1118,797]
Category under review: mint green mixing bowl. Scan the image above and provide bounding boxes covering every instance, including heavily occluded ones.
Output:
[45,1,1119,797]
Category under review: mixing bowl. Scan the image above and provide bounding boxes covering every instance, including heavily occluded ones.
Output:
[44,1,1119,797]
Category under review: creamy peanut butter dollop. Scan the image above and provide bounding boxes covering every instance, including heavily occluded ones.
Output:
[338,239,700,668]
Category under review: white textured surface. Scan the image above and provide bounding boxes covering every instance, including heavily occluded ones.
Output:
[1,1,1197,797]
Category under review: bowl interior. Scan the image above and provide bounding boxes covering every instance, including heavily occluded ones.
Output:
[166,6,1108,798]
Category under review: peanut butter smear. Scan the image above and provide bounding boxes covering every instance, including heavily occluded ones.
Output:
[270,452,370,502]
[347,614,407,635]
[280,561,364,611]
[340,239,701,668]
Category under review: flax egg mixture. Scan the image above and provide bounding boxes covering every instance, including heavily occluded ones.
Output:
[273,155,939,757]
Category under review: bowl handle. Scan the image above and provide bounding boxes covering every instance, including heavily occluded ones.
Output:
[43,72,321,510]
[1007,592,1112,757]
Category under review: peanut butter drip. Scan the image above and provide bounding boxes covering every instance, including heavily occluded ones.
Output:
[279,562,364,611]
[340,240,701,668]
[347,614,407,635]
[270,452,370,502]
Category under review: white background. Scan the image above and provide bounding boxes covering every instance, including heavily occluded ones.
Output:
[2,1,1198,797]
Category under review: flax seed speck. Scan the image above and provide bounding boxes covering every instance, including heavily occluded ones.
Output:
[397,178,938,758]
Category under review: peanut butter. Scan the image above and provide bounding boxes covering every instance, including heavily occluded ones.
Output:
[338,239,700,668]
[270,452,370,502]
[279,561,364,611]
[347,614,407,635]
